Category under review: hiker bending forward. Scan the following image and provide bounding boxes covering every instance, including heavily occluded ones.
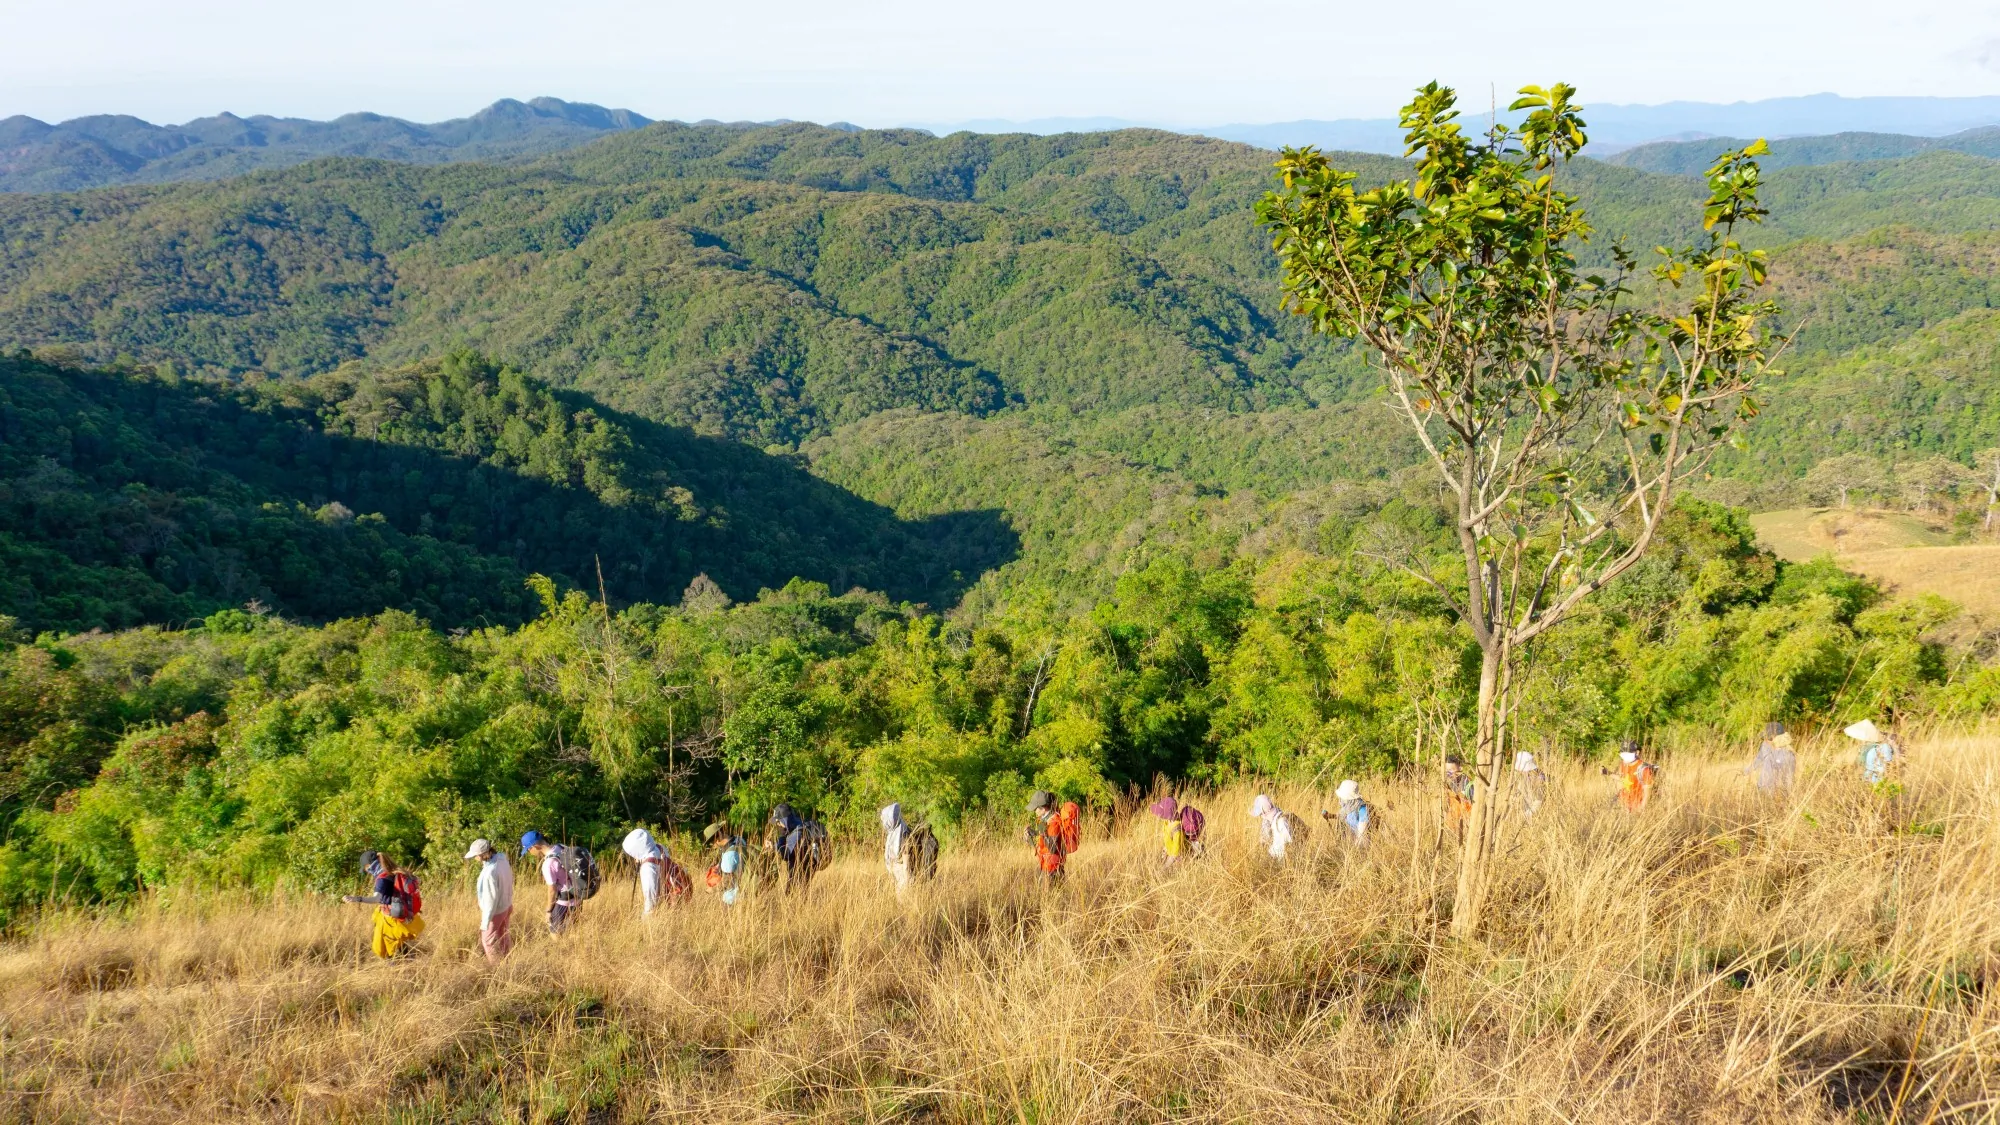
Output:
[521,831,580,934]
[1250,793,1296,860]
[881,803,912,893]
[343,850,424,959]
[622,828,682,916]
[465,838,512,963]
[1746,722,1797,797]
[1026,790,1072,886]
[1604,741,1658,813]
[1323,780,1372,846]
[1151,796,1188,865]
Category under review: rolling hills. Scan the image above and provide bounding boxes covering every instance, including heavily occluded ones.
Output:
[2,118,1998,632]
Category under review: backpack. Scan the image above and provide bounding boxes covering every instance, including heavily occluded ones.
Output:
[659,856,692,902]
[907,823,939,881]
[1280,810,1310,844]
[384,871,422,919]
[555,844,602,901]
[796,821,833,873]
[1178,805,1206,843]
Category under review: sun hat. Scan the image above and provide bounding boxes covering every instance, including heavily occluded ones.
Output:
[1149,795,1179,819]
[358,849,382,874]
[702,821,727,843]
[463,838,492,860]
[1513,751,1537,772]
[1249,794,1274,818]
[1335,779,1361,802]
[1843,719,1886,743]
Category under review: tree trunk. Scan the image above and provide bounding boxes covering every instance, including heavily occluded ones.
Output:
[1451,642,1505,939]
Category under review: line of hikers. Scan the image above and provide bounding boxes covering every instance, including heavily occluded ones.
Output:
[342,718,1907,959]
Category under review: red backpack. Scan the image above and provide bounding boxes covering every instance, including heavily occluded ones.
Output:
[385,871,422,918]
[1178,806,1206,843]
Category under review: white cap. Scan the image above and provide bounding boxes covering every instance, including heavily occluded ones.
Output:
[1335,779,1361,802]
[464,838,493,860]
[1843,719,1886,743]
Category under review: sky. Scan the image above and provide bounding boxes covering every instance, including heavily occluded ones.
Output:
[2,0,1997,127]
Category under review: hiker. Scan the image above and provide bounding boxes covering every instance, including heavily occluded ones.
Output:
[703,822,748,906]
[1442,755,1474,842]
[622,828,687,916]
[1746,721,1797,797]
[1324,779,1372,845]
[342,850,424,959]
[766,803,831,892]
[1845,719,1899,787]
[1026,790,1069,886]
[1150,796,1189,865]
[1513,750,1548,820]
[521,830,583,935]
[1249,793,1297,860]
[881,802,912,892]
[1604,740,1658,813]
[464,838,512,963]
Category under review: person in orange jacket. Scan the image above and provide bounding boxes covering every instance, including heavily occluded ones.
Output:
[1604,739,1658,813]
[1026,790,1076,886]
[1442,754,1475,843]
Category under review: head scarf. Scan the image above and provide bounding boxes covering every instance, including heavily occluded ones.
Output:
[1249,794,1274,819]
[1513,751,1537,773]
[1150,796,1180,820]
[881,803,908,863]
[622,828,663,863]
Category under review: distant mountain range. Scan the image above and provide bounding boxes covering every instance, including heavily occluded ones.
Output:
[8,93,2000,195]
[0,97,655,192]
[921,94,2000,155]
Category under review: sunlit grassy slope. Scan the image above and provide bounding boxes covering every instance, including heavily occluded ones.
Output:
[1751,508,2000,621]
[3,729,1996,1123]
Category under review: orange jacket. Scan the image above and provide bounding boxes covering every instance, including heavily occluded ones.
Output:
[1617,760,1657,812]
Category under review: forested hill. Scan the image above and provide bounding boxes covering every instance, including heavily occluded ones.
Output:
[0,98,653,193]
[0,352,1014,632]
[4,120,2000,631]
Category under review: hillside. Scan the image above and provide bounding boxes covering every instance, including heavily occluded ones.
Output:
[0,352,1010,632]
[0,98,653,193]
[1608,126,2000,176]
[1750,508,2000,621]
[3,119,2000,635]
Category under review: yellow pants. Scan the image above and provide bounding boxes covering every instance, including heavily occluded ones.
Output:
[371,911,425,959]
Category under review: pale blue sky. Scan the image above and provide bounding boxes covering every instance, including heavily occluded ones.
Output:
[3,0,1995,127]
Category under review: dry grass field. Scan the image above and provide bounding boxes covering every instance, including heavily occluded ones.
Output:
[3,729,1999,1123]
[1750,509,2000,621]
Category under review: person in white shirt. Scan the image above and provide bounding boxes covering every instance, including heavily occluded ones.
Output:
[880,803,911,893]
[1249,793,1295,860]
[622,828,671,915]
[463,839,513,963]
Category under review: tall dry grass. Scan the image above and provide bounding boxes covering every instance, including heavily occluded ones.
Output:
[4,730,2000,1123]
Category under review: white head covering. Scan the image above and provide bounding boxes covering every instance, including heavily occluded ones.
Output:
[1249,794,1275,819]
[1335,779,1361,802]
[1619,750,1638,764]
[622,828,663,862]
[1844,719,1886,743]
[1514,751,1537,772]
[881,803,907,863]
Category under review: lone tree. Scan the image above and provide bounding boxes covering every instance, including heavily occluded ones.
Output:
[1258,83,1788,937]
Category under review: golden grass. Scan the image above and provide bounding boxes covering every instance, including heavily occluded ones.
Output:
[1751,508,2000,621]
[5,731,2000,1123]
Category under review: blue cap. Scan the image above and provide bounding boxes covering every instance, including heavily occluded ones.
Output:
[519,830,545,854]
